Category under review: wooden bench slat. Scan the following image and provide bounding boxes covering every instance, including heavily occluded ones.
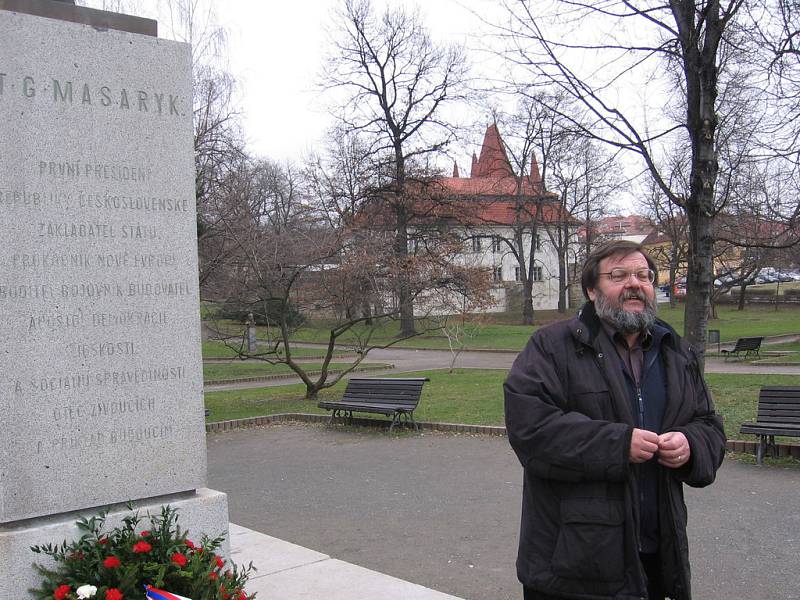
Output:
[318,377,430,431]
[739,385,800,464]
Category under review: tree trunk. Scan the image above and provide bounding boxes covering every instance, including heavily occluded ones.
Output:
[522,277,534,325]
[393,146,416,337]
[738,283,748,310]
[557,222,568,313]
[677,0,722,372]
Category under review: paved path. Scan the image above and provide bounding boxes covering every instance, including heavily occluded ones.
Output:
[209,424,800,600]
[205,346,800,391]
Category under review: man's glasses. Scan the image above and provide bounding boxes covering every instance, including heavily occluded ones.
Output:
[599,268,656,284]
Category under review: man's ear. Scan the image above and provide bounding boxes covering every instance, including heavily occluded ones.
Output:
[587,287,597,302]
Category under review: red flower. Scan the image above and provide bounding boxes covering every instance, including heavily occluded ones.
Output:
[98,537,109,544]
[214,554,225,569]
[106,588,124,600]
[67,551,84,561]
[184,539,196,549]
[140,530,151,537]
[103,555,122,569]
[237,592,247,600]
[132,540,152,553]
[54,584,71,600]
[171,552,188,567]
[209,571,219,581]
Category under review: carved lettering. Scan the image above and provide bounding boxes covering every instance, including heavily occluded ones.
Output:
[74,341,137,359]
[53,79,72,103]
[127,281,190,297]
[23,76,35,98]
[81,83,92,105]
[0,284,53,300]
[11,253,90,270]
[39,222,116,239]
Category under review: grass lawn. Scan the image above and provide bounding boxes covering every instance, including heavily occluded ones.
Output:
[202,340,344,359]
[753,340,800,364]
[204,368,797,445]
[202,304,800,353]
[287,305,800,351]
[658,303,800,342]
[203,361,386,382]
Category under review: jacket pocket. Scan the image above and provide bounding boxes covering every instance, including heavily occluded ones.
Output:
[551,497,625,582]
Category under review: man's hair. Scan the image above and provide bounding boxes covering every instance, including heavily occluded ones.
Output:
[581,239,659,299]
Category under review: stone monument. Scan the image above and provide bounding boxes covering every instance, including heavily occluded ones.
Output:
[0,1,229,595]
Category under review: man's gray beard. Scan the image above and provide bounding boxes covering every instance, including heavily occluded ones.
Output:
[594,289,657,335]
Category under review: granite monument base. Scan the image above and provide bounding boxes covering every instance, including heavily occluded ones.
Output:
[0,488,228,598]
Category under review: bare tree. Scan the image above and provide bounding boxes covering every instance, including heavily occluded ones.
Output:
[322,0,468,336]
[493,0,756,366]
[205,155,493,399]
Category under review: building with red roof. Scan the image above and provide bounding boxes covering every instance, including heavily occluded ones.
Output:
[427,123,579,312]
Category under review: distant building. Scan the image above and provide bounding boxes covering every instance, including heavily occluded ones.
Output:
[429,123,579,312]
[578,214,656,246]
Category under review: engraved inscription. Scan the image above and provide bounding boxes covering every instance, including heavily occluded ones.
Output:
[39,161,151,182]
[52,397,157,423]
[1,74,186,118]
[36,425,175,456]
[38,222,157,240]
[73,341,137,359]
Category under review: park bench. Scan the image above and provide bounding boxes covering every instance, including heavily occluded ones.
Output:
[318,377,429,432]
[720,336,763,361]
[739,386,800,465]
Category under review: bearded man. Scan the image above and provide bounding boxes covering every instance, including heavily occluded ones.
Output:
[504,240,726,600]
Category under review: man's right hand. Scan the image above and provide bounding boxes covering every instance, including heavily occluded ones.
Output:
[630,428,659,463]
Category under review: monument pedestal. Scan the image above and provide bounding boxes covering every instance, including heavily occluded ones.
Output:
[0,3,231,595]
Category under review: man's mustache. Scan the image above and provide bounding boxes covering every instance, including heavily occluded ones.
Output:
[619,289,649,303]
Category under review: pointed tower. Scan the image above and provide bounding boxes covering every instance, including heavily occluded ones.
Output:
[473,123,515,179]
[529,153,543,192]
[470,152,478,177]
[452,161,460,178]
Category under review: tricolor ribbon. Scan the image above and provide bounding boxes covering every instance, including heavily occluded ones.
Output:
[144,585,193,600]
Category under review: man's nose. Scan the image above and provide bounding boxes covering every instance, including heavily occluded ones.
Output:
[624,273,643,287]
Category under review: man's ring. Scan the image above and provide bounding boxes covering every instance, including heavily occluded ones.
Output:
[678,455,683,461]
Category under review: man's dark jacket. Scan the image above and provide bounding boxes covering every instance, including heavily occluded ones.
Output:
[504,302,726,599]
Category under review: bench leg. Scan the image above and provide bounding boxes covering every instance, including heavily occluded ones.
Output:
[757,436,766,465]
[389,412,401,433]
[767,435,777,459]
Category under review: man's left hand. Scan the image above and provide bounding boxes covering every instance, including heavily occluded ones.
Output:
[657,431,690,468]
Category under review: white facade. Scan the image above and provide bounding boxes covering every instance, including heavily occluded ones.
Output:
[412,223,577,315]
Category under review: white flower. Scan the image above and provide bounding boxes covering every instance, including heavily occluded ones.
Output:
[76,584,98,599]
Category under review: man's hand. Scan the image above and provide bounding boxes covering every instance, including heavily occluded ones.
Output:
[630,428,659,463]
[657,431,690,469]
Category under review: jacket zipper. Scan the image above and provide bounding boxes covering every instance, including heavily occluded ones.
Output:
[636,384,645,554]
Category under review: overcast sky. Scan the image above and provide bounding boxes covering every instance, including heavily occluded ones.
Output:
[81,0,635,211]
[84,0,495,164]
[216,0,493,163]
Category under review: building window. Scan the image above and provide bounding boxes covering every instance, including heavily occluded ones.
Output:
[472,236,482,252]
[493,266,503,282]
[515,266,522,282]
[492,236,503,253]
[533,265,543,282]
[533,234,542,251]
